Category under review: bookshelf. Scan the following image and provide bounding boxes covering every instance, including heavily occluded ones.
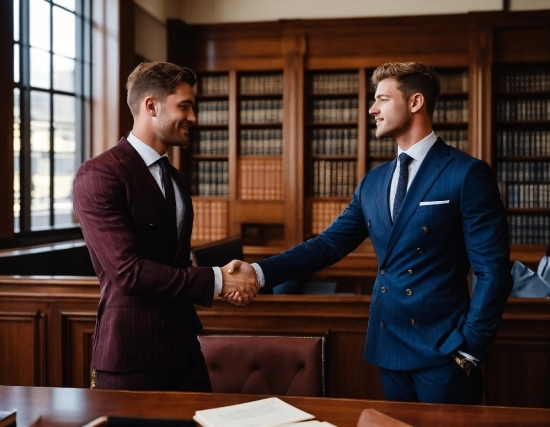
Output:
[167,10,550,281]
[494,63,550,246]
[433,69,469,153]
[190,73,230,244]
[306,70,360,238]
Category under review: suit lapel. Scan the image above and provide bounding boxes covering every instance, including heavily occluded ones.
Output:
[117,138,167,207]
[380,159,396,230]
[382,139,452,264]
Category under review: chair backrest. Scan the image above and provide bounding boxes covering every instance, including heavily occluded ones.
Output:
[198,333,329,397]
[191,235,243,267]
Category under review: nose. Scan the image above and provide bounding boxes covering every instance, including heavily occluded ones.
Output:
[368,101,378,116]
[188,108,197,124]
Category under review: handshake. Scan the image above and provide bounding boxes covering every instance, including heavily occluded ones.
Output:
[219,260,260,306]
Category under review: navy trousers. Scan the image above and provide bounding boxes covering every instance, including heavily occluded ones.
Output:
[379,360,483,404]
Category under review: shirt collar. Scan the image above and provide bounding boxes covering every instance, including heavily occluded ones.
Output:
[127,132,168,167]
[397,131,438,162]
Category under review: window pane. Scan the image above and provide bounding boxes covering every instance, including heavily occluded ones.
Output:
[14,0,19,41]
[30,47,51,89]
[53,6,75,58]
[31,90,51,122]
[14,43,20,83]
[54,0,76,12]
[14,88,21,233]
[31,124,51,230]
[54,94,75,124]
[53,55,75,91]
[30,0,51,51]
[54,150,76,226]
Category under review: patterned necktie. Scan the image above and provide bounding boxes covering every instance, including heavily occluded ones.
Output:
[157,157,178,241]
[392,152,413,222]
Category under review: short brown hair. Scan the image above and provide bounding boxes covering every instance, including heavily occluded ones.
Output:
[126,61,197,116]
[371,62,441,117]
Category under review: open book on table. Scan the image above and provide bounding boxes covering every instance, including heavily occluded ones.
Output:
[193,397,335,427]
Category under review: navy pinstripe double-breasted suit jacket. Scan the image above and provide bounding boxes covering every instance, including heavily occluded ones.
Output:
[73,137,214,373]
[258,138,513,370]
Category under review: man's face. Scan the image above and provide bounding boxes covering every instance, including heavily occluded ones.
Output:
[368,78,411,140]
[153,82,196,149]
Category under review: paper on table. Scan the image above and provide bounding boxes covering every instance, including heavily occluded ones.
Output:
[193,397,315,427]
[277,421,337,427]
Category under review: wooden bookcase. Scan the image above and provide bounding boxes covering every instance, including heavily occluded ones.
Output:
[493,63,550,247]
[168,10,550,284]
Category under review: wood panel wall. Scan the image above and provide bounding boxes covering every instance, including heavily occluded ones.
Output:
[1,276,549,407]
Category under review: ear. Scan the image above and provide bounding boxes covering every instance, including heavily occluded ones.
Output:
[410,93,425,113]
[144,96,158,117]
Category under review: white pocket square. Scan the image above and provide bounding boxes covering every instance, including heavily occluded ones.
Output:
[419,200,450,206]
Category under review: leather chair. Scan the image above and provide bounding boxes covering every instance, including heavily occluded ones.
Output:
[191,235,243,267]
[198,333,329,397]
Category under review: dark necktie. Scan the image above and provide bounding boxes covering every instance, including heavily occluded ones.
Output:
[157,157,178,241]
[392,152,413,222]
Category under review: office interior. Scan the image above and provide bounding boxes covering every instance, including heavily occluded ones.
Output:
[1,0,550,417]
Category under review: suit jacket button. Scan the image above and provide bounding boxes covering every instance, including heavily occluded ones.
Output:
[408,269,413,275]
[422,226,430,233]
[410,318,415,325]
[380,269,385,275]
[368,222,371,228]
[149,223,155,228]
[417,247,424,255]
[381,287,386,293]
[381,321,385,328]
[406,288,413,296]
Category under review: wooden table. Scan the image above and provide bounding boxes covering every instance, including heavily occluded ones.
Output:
[1,386,549,427]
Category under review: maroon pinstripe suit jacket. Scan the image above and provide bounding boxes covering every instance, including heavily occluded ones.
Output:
[73,137,215,373]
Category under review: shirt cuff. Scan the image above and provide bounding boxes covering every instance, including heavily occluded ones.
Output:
[457,350,479,364]
[251,263,265,288]
[212,266,223,295]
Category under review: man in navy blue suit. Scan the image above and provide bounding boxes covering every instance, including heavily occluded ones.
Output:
[227,62,513,404]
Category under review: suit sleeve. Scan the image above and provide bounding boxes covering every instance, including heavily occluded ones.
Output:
[258,175,370,289]
[73,157,214,306]
[459,160,513,360]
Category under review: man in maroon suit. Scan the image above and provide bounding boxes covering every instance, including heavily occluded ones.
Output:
[73,62,259,392]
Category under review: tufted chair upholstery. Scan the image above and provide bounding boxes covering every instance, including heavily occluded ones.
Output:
[198,334,329,397]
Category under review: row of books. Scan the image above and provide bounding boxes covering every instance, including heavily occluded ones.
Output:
[191,161,229,197]
[508,214,550,245]
[311,128,358,155]
[496,130,550,156]
[495,99,550,121]
[313,160,356,197]
[311,73,358,94]
[497,162,550,183]
[197,100,229,125]
[432,99,468,123]
[239,158,283,200]
[199,74,229,96]
[368,159,386,170]
[368,129,396,156]
[496,67,550,92]
[239,99,283,124]
[240,128,282,155]
[191,200,228,243]
[439,70,468,93]
[191,130,228,155]
[312,99,358,123]
[435,129,468,152]
[502,183,550,208]
[311,201,348,235]
[240,74,283,95]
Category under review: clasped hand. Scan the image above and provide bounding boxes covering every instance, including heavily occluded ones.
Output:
[220,260,259,306]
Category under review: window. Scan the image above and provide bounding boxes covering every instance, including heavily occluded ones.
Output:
[13,0,91,233]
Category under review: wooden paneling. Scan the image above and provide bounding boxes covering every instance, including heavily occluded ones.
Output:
[1,277,550,406]
[0,311,44,386]
[61,312,96,388]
